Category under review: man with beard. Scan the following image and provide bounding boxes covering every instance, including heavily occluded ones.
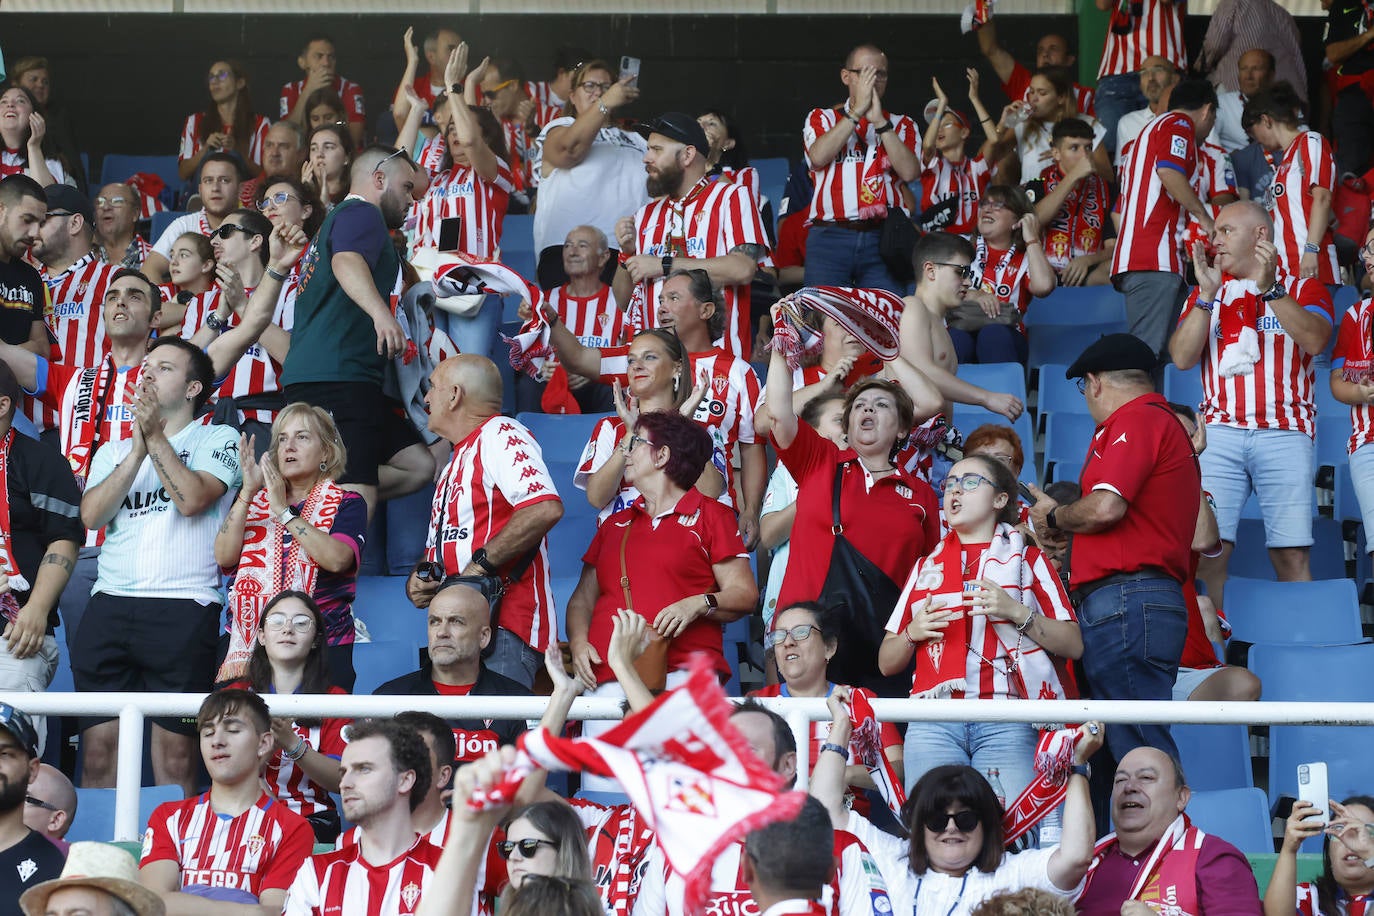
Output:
[614,112,768,359]
[0,703,65,914]
[281,146,414,519]
[0,177,54,358]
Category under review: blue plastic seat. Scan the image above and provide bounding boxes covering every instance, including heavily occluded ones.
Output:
[1270,725,1374,849]
[749,157,790,205]
[1163,364,1205,411]
[1036,363,1090,426]
[956,362,1027,405]
[1246,642,1374,704]
[1027,323,1128,372]
[1183,788,1273,853]
[547,510,596,579]
[516,412,611,462]
[149,210,184,245]
[500,213,539,281]
[1022,287,1127,326]
[352,576,426,646]
[1046,461,1082,485]
[1229,517,1347,581]
[1225,578,1363,647]
[354,640,422,694]
[99,154,180,190]
[1042,412,1097,482]
[69,785,182,843]
[1172,724,1253,790]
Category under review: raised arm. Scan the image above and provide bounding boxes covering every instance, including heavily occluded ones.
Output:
[898,298,1024,420]
[206,224,309,379]
[391,28,423,132]
[974,17,1018,85]
[540,301,603,379]
[1169,242,1221,370]
[416,749,517,916]
[765,307,801,449]
[541,78,639,173]
[447,51,500,183]
[1046,724,1105,890]
[881,354,945,423]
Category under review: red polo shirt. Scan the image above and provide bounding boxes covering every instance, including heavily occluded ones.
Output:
[773,423,940,609]
[1070,393,1200,588]
[582,488,748,684]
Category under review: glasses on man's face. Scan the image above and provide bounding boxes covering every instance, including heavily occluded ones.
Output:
[923,809,981,833]
[765,623,818,649]
[844,67,890,79]
[95,197,132,209]
[25,795,58,812]
[940,473,994,494]
[578,80,612,95]
[497,838,559,860]
[211,224,253,240]
[1075,377,1088,394]
[257,191,300,212]
[931,261,975,281]
[264,612,314,633]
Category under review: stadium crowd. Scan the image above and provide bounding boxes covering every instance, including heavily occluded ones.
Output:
[2,1,1374,914]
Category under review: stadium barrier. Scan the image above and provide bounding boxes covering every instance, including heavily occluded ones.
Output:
[8,692,1374,840]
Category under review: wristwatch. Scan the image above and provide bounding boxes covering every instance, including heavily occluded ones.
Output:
[1047,507,1060,530]
[703,593,719,618]
[1261,280,1287,302]
[472,548,498,576]
[661,255,674,277]
[205,312,229,333]
[278,505,300,525]
[874,122,893,136]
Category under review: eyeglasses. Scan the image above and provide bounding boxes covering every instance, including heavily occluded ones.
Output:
[765,623,818,649]
[43,211,74,222]
[844,68,890,79]
[931,262,975,281]
[264,612,314,633]
[372,147,410,176]
[622,434,652,455]
[94,196,132,208]
[208,70,235,83]
[578,80,612,95]
[1074,377,1088,394]
[414,560,446,583]
[211,224,254,240]
[923,809,981,833]
[25,795,58,812]
[487,78,518,93]
[940,473,995,494]
[1362,241,1374,260]
[257,191,300,211]
[496,838,559,860]
[978,200,1007,212]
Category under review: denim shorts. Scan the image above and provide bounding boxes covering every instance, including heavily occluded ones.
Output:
[1199,424,1314,547]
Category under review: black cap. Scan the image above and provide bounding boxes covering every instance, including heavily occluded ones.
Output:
[634,112,711,157]
[44,185,94,225]
[1065,333,1160,379]
[0,703,39,758]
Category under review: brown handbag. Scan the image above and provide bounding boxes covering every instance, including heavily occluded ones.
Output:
[620,522,671,691]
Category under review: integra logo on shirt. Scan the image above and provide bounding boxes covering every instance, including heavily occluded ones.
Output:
[53,300,89,319]
[183,869,256,888]
[212,442,239,472]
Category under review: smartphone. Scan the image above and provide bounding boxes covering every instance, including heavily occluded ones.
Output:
[1297,762,1330,824]
[438,217,464,253]
[619,56,641,87]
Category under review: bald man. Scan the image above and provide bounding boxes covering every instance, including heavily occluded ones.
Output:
[22,764,76,855]
[1168,201,1334,606]
[405,355,563,689]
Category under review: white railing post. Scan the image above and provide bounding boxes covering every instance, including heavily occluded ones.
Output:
[114,703,145,841]
[787,711,811,791]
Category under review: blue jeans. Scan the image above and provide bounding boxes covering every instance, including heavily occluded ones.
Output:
[1076,576,1187,760]
[485,626,541,689]
[435,293,503,361]
[1095,73,1147,159]
[903,720,1040,808]
[948,325,1028,365]
[803,224,901,293]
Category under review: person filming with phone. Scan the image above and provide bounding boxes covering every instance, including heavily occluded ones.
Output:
[1266,789,1374,916]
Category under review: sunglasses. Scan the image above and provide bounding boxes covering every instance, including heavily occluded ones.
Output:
[211,224,255,240]
[372,147,410,175]
[25,795,58,812]
[414,561,446,583]
[923,809,981,833]
[496,838,558,860]
[765,623,818,649]
[257,191,300,211]
[931,261,975,281]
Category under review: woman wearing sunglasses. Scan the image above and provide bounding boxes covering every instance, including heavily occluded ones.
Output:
[880,455,1081,804]
[748,601,902,818]
[813,696,1101,916]
[222,590,349,844]
[497,803,593,902]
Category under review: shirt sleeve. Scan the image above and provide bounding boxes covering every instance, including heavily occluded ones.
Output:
[802,109,833,170]
[1292,278,1336,323]
[140,803,181,866]
[1332,303,1363,368]
[836,838,893,916]
[596,345,632,386]
[1151,117,1196,176]
[188,425,242,489]
[261,815,317,892]
[317,716,350,758]
[326,492,367,568]
[1196,837,1264,916]
[1026,545,1076,622]
[1082,408,1164,504]
[574,417,619,491]
[84,439,125,492]
[704,501,749,564]
[734,363,761,445]
[328,203,389,265]
[281,860,321,916]
[487,421,561,508]
[1306,133,1337,194]
[1002,62,1032,101]
[179,115,198,164]
[152,214,192,258]
[630,847,668,916]
[760,464,798,519]
[343,83,367,122]
[774,421,835,484]
[27,442,85,548]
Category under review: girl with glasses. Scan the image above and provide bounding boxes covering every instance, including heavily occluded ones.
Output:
[221,590,350,844]
[254,176,323,241]
[880,455,1082,806]
[177,60,269,183]
[747,601,903,819]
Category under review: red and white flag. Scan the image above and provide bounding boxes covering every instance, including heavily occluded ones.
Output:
[518,655,807,916]
[846,691,906,821]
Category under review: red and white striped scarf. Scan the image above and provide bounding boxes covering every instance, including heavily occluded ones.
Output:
[1087,815,1206,915]
[845,690,906,821]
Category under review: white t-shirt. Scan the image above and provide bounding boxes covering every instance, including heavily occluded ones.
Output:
[760,462,798,630]
[152,210,212,259]
[531,118,649,252]
[88,421,241,602]
[845,811,1082,916]
[1114,108,1156,165]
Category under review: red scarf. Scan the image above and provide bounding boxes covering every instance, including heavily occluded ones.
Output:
[1297,884,1371,916]
[0,430,26,626]
[850,114,893,220]
[1211,271,1269,378]
[961,0,995,33]
[1001,726,1084,846]
[1040,165,1107,271]
[61,356,121,484]
[846,690,906,820]
[1086,815,1206,916]
[215,479,348,682]
[665,176,713,256]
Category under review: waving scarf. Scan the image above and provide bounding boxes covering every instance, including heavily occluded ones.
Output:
[846,690,906,820]
[961,0,995,33]
[215,480,348,683]
[901,523,1073,703]
[1001,726,1084,846]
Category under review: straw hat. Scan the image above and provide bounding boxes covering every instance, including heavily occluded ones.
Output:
[19,841,165,916]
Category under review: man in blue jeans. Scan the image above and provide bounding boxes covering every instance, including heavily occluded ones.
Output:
[800,44,920,292]
[1029,334,1199,774]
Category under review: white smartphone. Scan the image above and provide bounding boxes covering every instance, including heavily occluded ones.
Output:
[620,56,641,87]
[1297,762,1330,824]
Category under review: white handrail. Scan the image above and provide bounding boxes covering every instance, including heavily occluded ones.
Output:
[15,692,1374,841]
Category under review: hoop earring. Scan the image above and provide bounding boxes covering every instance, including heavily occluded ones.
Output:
[319,462,327,472]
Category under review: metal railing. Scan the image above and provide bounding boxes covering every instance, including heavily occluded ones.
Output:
[9,691,1374,841]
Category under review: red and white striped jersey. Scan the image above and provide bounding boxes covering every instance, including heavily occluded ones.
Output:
[1180,274,1335,435]
[1333,296,1374,453]
[918,154,990,236]
[715,166,764,215]
[413,162,517,256]
[178,113,271,169]
[500,119,533,189]
[279,76,366,123]
[1186,141,1238,245]
[568,799,656,916]
[168,287,223,339]
[425,415,561,651]
[803,108,920,223]
[336,809,452,852]
[417,136,446,178]
[264,697,349,820]
[970,237,1034,317]
[1111,111,1198,277]
[574,415,635,524]
[1267,130,1340,286]
[525,80,565,128]
[1097,0,1187,79]
[182,282,295,423]
[546,285,629,348]
[141,792,315,898]
[283,838,442,916]
[632,829,888,916]
[595,347,760,507]
[1003,63,1096,117]
[626,177,769,359]
[336,813,498,916]
[36,254,115,431]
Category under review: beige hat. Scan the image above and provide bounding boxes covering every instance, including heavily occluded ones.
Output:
[19,841,166,916]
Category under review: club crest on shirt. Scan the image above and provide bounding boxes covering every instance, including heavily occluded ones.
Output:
[246,833,265,857]
[914,561,943,591]
[16,857,36,882]
[895,484,912,499]
[401,881,422,911]
[676,509,701,528]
